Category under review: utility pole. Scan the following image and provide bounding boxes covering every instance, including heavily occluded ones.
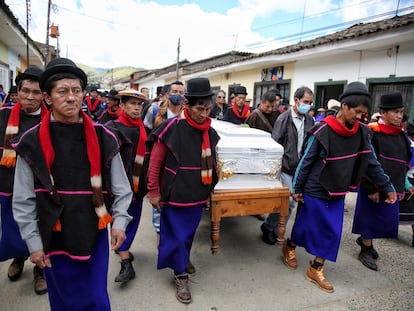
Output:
[175,37,180,81]
[45,0,51,66]
[26,0,30,66]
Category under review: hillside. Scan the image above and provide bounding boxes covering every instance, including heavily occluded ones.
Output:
[76,63,144,88]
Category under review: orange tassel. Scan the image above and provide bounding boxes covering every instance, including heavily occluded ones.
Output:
[0,154,16,168]
[202,175,212,185]
[52,219,62,231]
[97,213,113,229]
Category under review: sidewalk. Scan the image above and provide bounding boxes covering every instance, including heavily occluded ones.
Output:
[0,193,413,310]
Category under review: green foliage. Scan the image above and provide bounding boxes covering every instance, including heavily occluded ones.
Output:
[75,62,143,87]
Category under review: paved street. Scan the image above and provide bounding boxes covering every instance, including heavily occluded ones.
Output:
[1,193,413,311]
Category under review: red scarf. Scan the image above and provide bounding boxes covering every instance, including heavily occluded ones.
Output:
[231,103,250,119]
[39,110,113,231]
[117,110,147,193]
[368,122,403,135]
[0,102,47,168]
[323,115,360,137]
[183,109,213,185]
[85,97,101,112]
[107,107,120,118]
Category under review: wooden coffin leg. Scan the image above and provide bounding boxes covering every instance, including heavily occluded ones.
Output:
[277,196,289,246]
[277,215,287,246]
[211,219,220,254]
[210,199,222,254]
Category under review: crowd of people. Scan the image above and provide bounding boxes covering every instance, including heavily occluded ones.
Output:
[0,57,413,309]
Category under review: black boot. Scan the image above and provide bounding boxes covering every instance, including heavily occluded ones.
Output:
[260,223,277,245]
[358,247,377,271]
[356,237,378,259]
[114,257,135,283]
[185,260,196,276]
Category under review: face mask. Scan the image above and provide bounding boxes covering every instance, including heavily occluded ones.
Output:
[297,103,311,115]
[169,94,185,106]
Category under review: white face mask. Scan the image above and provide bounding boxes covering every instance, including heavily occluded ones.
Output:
[297,102,311,114]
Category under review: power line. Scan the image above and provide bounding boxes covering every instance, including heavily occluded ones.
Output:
[251,0,379,32]
[236,6,414,52]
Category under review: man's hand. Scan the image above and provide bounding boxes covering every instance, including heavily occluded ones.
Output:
[111,228,126,251]
[384,191,397,204]
[292,193,304,203]
[368,192,380,203]
[30,250,51,268]
[149,195,162,211]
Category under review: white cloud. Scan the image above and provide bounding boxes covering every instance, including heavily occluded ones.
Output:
[6,0,412,70]
[339,0,412,22]
[13,0,268,69]
[239,0,336,17]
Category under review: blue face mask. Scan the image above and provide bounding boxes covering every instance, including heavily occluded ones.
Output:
[297,103,311,115]
[169,94,185,106]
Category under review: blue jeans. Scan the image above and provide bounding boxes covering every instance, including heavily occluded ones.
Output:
[263,172,296,234]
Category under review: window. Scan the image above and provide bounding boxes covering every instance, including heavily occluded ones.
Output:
[314,80,347,110]
[253,80,291,108]
[0,64,8,90]
[368,81,414,121]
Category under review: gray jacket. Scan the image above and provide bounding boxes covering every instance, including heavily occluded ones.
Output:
[271,109,314,176]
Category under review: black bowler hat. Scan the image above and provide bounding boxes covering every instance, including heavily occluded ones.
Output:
[233,85,248,95]
[185,77,214,99]
[379,92,403,109]
[107,89,119,100]
[15,67,43,85]
[40,57,87,91]
[339,81,371,100]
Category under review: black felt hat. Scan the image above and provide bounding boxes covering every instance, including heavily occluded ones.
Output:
[15,67,43,85]
[339,82,371,100]
[233,85,248,95]
[379,92,403,109]
[107,89,119,100]
[185,77,214,99]
[40,58,87,91]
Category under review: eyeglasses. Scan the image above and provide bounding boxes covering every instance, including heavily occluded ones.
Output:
[217,96,225,99]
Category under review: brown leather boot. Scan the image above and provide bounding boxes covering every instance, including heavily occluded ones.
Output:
[33,266,47,295]
[282,244,298,269]
[8,258,26,281]
[305,261,334,293]
[174,273,191,304]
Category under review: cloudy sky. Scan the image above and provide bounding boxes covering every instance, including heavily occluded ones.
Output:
[6,0,414,69]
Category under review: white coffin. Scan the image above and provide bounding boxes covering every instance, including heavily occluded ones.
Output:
[212,120,284,190]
